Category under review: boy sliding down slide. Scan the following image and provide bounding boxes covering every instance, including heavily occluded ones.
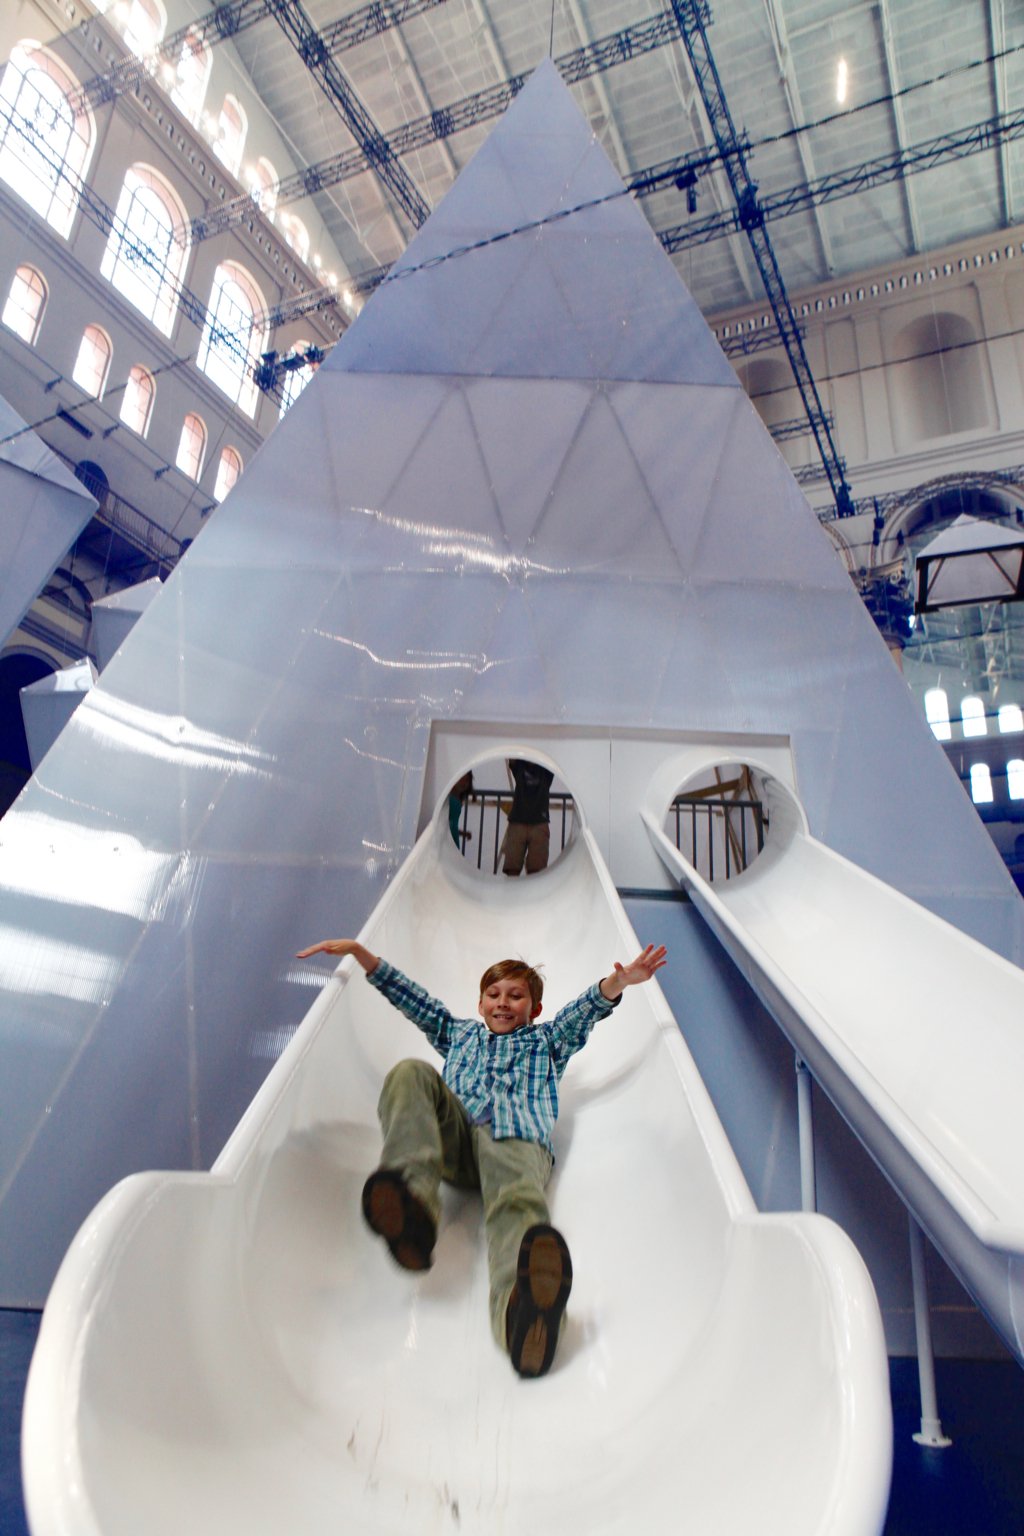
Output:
[294,938,667,1379]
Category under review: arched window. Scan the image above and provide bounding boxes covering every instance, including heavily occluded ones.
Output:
[0,42,94,237]
[998,704,1024,734]
[175,412,207,480]
[2,263,47,344]
[72,324,112,398]
[120,364,155,436]
[212,94,246,177]
[213,446,243,503]
[171,26,211,123]
[247,156,278,221]
[1007,760,1024,800]
[961,695,987,738]
[122,0,166,58]
[279,341,317,415]
[279,211,310,263]
[100,163,189,335]
[969,763,994,804]
[198,261,267,417]
[889,311,994,447]
[924,687,951,742]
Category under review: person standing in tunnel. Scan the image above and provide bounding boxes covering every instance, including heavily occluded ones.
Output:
[501,758,554,876]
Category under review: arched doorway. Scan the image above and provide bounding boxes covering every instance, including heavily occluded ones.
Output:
[0,651,55,815]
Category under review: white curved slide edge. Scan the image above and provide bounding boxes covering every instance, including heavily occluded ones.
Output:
[23,815,891,1536]
[644,792,1024,1365]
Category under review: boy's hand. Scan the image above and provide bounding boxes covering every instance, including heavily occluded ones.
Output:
[600,944,667,1001]
[295,938,380,974]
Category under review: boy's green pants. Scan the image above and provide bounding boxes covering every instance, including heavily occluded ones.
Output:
[377,1058,553,1347]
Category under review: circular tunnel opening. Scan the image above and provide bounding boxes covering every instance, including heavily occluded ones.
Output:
[444,755,577,878]
[665,762,770,883]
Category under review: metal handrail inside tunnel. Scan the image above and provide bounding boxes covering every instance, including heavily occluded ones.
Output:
[663,765,809,886]
[441,755,578,877]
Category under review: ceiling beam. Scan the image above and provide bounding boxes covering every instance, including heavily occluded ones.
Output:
[761,0,837,276]
[189,9,687,241]
[876,0,922,253]
[988,0,1014,225]
[287,98,1024,306]
[72,0,453,112]
[657,16,759,302]
[268,0,430,237]
[656,104,1024,252]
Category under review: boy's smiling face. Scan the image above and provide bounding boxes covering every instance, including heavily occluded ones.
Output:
[479,975,542,1034]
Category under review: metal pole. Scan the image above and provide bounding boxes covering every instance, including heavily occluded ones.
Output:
[908,1216,952,1447]
[795,1057,816,1213]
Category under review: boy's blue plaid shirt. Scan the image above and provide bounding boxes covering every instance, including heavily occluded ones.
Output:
[368,959,619,1151]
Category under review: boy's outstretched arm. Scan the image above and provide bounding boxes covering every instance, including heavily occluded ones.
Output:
[295,938,379,974]
[599,943,667,1002]
[296,939,456,1053]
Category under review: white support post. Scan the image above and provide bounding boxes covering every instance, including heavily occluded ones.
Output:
[795,1056,817,1213]
[908,1214,952,1448]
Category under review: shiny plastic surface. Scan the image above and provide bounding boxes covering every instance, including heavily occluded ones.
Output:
[646,792,1024,1362]
[90,578,163,673]
[0,60,1020,1305]
[20,658,97,770]
[0,394,96,647]
[23,817,892,1536]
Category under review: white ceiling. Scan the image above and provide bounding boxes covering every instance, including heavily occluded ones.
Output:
[211,0,1023,318]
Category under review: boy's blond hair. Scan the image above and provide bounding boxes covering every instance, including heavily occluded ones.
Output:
[479,959,544,1011]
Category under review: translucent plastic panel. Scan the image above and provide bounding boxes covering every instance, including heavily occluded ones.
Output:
[91,577,163,672]
[0,407,95,648]
[333,62,737,389]
[20,658,95,769]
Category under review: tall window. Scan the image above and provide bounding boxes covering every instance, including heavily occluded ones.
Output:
[961,696,987,738]
[279,212,310,263]
[176,412,207,480]
[279,342,317,415]
[998,704,1024,734]
[213,446,242,503]
[198,261,267,417]
[248,156,278,222]
[2,263,47,344]
[969,763,994,804]
[120,364,155,436]
[72,324,112,398]
[100,163,188,335]
[212,94,246,177]
[171,27,211,123]
[0,42,94,237]
[1008,760,1024,801]
[924,687,951,742]
[122,0,166,58]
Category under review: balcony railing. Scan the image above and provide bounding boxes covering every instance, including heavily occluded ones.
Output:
[452,789,576,874]
[669,794,766,882]
[451,788,765,882]
[58,453,186,574]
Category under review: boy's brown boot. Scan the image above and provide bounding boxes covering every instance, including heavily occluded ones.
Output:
[505,1224,572,1378]
[361,1169,436,1270]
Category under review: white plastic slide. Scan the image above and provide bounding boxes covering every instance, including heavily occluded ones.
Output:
[644,787,1024,1367]
[23,812,891,1536]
